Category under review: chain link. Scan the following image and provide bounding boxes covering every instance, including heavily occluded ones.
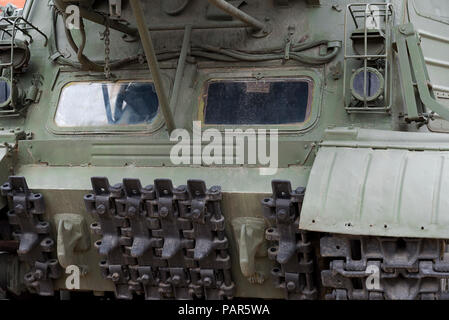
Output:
[104,17,111,80]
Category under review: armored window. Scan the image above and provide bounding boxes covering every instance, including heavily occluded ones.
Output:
[55,82,159,127]
[203,78,313,125]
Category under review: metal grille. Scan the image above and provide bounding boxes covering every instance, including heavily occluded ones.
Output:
[343,3,394,114]
[0,15,47,116]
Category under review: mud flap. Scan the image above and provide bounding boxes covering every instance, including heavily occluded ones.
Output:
[300,143,449,238]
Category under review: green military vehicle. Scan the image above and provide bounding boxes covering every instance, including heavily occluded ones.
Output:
[1,0,449,300]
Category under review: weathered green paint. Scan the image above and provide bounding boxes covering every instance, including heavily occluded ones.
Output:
[301,128,449,238]
[16,165,308,296]
[1,0,449,298]
[54,213,91,269]
[395,23,449,121]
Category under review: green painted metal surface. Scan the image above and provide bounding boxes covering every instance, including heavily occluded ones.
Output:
[301,127,449,238]
[16,165,308,296]
[2,0,449,299]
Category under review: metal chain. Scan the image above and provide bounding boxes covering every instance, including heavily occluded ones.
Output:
[104,17,111,80]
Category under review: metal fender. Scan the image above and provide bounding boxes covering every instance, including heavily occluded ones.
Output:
[300,127,449,238]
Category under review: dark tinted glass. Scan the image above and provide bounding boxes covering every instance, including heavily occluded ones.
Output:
[204,79,312,125]
[353,70,381,99]
[0,79,11,105]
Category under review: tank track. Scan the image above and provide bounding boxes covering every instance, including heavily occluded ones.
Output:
[84,177,235,300]
[0,176,61,296]
[2,176,449,300]
[320,235,449,300]
[262,180,317,300]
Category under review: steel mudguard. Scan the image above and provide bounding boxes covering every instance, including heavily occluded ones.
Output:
[300,127,449,239]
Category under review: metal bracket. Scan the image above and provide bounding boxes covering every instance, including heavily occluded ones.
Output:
[84,177,133,299]
[54,213,90,269]
[231,217,267,284]
[85,177,235,300]
[109,0,122,18]
[283,26,295,61]
[262,180,316,300]
[395,23,449,123]
[1,176,61,296]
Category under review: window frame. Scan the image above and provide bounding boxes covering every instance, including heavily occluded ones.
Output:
[47,71,171,135]
[195,68,322,132]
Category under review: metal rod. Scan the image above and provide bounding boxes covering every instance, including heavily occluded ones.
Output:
[80,7,137,36]
[363,4,368,108]
[349,5,358,29]
[343,5,348,107]
[16,17,48,46]
[2,18,31,43]
[349,3,393,7]
[346,107,390,111]
[207,0,265,31]
[130,0,175,133]
[384,3,393,113]
[23,0,35,20]
[170,25,192,115]
[148,20,246,31]
[345,54,387,59]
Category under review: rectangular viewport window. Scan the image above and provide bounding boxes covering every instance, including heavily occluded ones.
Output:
[203,78,313,125]
[55,82,159,127]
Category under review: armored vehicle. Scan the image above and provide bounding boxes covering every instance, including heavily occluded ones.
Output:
[1,0,449,300]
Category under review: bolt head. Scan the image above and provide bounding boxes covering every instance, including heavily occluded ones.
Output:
[140,274,150,284]
[34,269,43,280]
[286,281,296,291]
[128,206,137,215]
[159,207,169,217]
[15,204,24,213]
[203,277,212,286]
[277,209,287,220]
[111,272,120,282]
[192,209,201,219]
[97,204,106,214]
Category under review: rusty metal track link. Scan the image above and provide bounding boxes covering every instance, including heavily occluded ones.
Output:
[84,176,235,300]
[1,176,61,296]
[262,180,317,300]
[321,235,449,300]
